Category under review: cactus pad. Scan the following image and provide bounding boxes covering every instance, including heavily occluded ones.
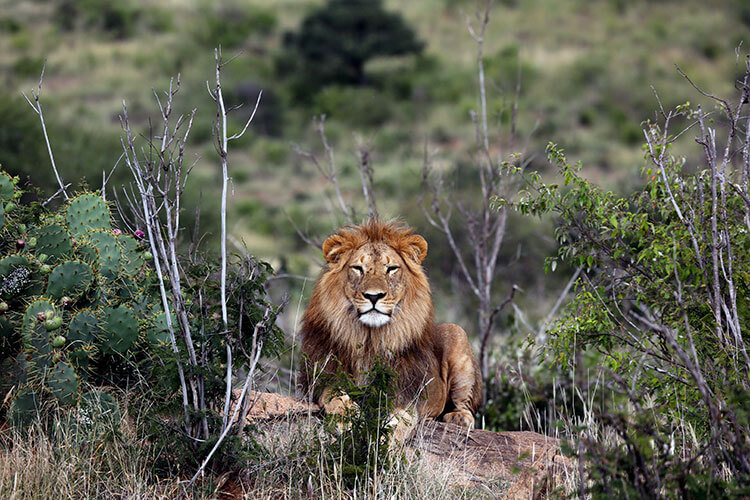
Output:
[26,321,53,372]
[85,231,121,280]
[46,261,94,300]
[146,311,171,348]
[47,360,79,404]
[68,310,99,348]
[74,241,100,272]
[34,223,73,264]
[100,305,138,354]
[67,310,99,374]
[0,171,15,203]
[117,233,144,276]
[65,193,111,237]
[9,387,40,426]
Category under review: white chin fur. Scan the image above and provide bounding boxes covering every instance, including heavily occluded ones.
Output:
[359,311,391,328]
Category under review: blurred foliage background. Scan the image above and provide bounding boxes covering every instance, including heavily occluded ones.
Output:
[0,0,747,400]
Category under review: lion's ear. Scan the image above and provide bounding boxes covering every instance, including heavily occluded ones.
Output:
[322,234,351,264]
[403,234,428,264]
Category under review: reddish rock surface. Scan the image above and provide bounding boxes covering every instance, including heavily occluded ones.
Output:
[239,391,572,498]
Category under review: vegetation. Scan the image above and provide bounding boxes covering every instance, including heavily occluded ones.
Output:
[515,68,750,496]
[278,0,423,97]
[0,175,156,424]
[323,360,400,488]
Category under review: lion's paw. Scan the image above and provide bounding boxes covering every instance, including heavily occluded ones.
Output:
[442,409,474,428]
[323,394,359,434]
[386,408,417,453]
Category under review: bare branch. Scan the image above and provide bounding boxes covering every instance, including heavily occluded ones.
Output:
[21,62,68,199]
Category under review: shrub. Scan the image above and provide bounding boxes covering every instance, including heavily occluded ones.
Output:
[312,86,393,128]
[54,0,143,39]
[193,3,276,49]
[279,0,423,99]
[321,360,400,488]
[515,60,750,494]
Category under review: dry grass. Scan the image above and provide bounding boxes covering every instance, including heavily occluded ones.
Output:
[240,417,497,500]
[0,396,503,499]
[0,395,186,500]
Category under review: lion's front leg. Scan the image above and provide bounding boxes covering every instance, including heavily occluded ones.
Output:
[320,387,360,433]
[436,323,482,429]
[443,360,479,428]
[386,407,417,451]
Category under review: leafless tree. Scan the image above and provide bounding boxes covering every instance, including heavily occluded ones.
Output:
[420,0,537,385]
[117,50,267,486]
[290,115,379,246]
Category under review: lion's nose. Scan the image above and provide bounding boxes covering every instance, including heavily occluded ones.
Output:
[362,292,386,306]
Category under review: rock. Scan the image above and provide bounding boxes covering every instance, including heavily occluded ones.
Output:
[242,390,320,420]
[412,422,569,499]
[238,391,571,498]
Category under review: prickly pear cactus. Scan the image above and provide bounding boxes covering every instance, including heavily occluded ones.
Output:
[0,167,161,424]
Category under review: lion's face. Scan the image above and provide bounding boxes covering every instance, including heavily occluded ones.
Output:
[312,221,432,344]
[343,243,407,328]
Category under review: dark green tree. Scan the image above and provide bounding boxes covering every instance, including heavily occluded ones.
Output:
[280,0,423,96]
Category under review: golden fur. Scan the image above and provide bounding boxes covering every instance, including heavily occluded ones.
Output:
[300,220,482,428]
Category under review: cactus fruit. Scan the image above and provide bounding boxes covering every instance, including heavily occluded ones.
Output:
[45,316,63,331]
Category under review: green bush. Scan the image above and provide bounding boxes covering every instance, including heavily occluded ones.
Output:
[55,0,143,39]
[193,3,276,49]
[322,360,400,489]
[313,86,393,128]
[516,112,750,495]
[279,0,423,99]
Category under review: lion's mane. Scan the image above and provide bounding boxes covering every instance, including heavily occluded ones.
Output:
[300,220,441,405]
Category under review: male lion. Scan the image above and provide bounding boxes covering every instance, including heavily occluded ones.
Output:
[300,219,482,433]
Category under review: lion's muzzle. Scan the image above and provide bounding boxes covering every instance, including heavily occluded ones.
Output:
[356,290,393,327]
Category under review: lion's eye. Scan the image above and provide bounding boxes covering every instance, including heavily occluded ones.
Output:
[351,266,364,274]
[387,266,399,274]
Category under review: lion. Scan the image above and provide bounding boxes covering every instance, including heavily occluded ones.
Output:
[299,219,482,436]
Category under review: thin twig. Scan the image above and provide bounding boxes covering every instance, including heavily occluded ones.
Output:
[22,62,68,199]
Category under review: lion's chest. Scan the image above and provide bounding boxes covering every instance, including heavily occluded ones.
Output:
[347,343,396,384]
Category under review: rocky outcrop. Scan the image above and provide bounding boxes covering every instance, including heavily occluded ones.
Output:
[240,391,572,499]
